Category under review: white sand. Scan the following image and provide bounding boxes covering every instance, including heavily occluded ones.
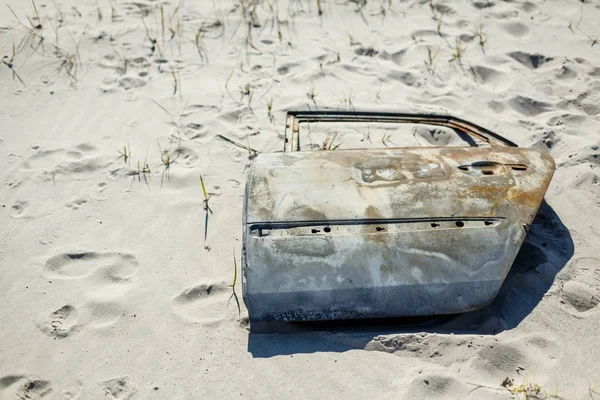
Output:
[1,0,600,398]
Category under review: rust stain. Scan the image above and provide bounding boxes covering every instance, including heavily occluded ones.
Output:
[507,188,544,209]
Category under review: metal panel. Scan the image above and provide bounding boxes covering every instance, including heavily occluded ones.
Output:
[242,112,555,326]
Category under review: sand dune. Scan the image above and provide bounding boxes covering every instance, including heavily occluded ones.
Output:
[1,0,600,398]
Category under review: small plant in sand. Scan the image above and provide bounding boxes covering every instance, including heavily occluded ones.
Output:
[338,89,355,110]
[428,0,439,21]
[127,156,151,189]
[424,46,439,73]
[170,70,181,96]
[216,134,260,158]
[586,34,599,47]
[448,38,466,67]
[2,43,26,86]
[141,16,164,58]
[306,87,317,105]
[7,4,45,52]
[193,29,208,62]
[223,70,237,102]
[110,2,119,22]
[500,377,563,399]
[117,144,132,164]
[381,133,393,147]
[239,83,254,111]
[468,376,563,399]
[240,83,252,100]
[228,249,241,316]
[112,48,128,75]
[589,384,600,398]
[199,174,213,214]
[267,98,274,122]
[157,141,176,186]
[54,44,80,81]
[469,65,478,82]
[361,127,372,144]
[352,0,368,25]
[321,132,342,150]
[474,24,487,51]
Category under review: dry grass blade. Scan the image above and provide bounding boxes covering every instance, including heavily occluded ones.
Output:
[306,87,317,105]
[424,46,439,73]
[216,134,260,155]
[227,248,241,317]
[475,24,487,51]
[267,97,274,122]
[2,43,27,86]
[200,174,212,214]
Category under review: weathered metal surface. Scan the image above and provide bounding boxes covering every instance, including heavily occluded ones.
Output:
[242,111,555,326]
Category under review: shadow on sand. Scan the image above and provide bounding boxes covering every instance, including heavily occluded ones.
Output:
[247,200,574,358]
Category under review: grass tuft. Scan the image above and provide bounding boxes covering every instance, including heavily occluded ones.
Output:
[448,38,466,67]
[157,141,176,186]
[117,143,132,165]
[382,133,394,147]
[321,132,342,150]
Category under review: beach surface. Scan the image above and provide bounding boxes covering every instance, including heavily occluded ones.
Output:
[1,0,600,398]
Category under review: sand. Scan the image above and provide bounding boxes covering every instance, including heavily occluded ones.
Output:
[1,0,600,398]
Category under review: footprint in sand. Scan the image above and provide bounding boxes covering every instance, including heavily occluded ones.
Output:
[0,375,52,399]
[65,197,88,210]
[171,282,234,324]
[367,333,554,380]
[62,380,83,399]
[501,21,530,38]
[467,335,555,380]
[36,305,80,338]
[508,51,553,69]
[42,251,138,282]
[172,146,200,168]
[80,261,138,299]
[5,179,22,189]
[9,200,56,219]
[404,374,469,399]
[20,143,110,183]
[366,333,496,366]
[118,76,147,91]
[89,182,109,201]
[507,95,551,117]
[561,257,600,313]
[98,376,137,400]
[36,252,137,337]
